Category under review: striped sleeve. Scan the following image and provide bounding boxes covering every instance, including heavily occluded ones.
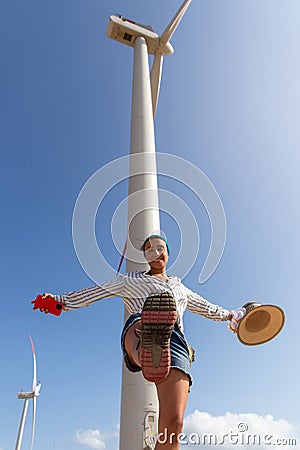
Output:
[55,275,125,311]
[185,286,230,321]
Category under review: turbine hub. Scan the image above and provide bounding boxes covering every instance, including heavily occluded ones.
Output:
[155,41,174,56]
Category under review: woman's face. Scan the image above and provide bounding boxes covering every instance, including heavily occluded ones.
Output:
[144,238,169,271]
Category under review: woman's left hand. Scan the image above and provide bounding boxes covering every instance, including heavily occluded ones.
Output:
[227,307,246,333]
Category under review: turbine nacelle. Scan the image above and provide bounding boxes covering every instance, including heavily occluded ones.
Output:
[106,16,175,57]
[106,15,159,54]
[17,383,41,399]
[18,392,36,400]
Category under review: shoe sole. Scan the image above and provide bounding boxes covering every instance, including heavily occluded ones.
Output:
[141,292,177,383]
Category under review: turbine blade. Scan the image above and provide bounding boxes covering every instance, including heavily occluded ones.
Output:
[30,396,36,450]
[161,0,192,43]
[150,54,163,118]
[29,335,37,391]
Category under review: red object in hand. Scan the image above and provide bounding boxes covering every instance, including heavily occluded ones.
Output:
[33,295,64,316]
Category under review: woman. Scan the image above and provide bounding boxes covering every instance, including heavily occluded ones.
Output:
[33,235,239,450]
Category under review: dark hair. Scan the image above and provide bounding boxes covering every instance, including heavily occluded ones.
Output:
[141,235,170,255]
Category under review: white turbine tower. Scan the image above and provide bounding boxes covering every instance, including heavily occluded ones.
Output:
[106,2,192,449]
[15,335,41,450]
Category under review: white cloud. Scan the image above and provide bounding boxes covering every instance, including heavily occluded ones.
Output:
[76,429,107,449]
[75,413,299,450]
[180,410,299,449]
[76,427,119,450]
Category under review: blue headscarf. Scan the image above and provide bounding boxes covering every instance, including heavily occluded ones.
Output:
[141,234,170,255]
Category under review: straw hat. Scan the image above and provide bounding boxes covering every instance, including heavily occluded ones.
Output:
[237,302,285,346]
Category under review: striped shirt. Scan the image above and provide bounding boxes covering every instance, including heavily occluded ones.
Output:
[56,272,230,332]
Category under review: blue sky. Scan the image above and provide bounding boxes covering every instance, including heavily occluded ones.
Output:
[1,0,300,449]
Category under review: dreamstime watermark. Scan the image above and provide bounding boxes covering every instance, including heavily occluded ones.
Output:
[72,152,226,286]
[157,423,298,446]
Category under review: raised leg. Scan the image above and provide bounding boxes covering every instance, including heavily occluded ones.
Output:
[141,292,177,383]
[124,320,142,368]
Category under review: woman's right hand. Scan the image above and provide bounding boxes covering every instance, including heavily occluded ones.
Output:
[31,293,56,314]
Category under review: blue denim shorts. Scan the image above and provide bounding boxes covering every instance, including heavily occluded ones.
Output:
[121,312,194,386]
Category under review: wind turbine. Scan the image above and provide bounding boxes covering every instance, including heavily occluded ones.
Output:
[106,2,192,450]
[15,335,41,450]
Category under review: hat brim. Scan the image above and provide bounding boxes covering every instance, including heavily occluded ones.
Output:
[237,304,285,346]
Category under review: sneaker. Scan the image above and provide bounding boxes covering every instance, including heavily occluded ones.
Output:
[141,292,177,383]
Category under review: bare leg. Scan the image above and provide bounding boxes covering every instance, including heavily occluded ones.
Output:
[155,369,190,450]
[124,320,142,368]
[125,323,190,449]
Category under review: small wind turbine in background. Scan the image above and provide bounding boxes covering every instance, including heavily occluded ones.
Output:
[15,335,41,450]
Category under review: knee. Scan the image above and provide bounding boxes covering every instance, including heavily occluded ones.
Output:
[161,414,184,436]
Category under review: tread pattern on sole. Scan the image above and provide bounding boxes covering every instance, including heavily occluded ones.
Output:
[141,292,177,383]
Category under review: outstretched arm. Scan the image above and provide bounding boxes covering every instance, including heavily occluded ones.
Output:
[185,286,232,321]
[32,275,126,313]
[55,276,125,310]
